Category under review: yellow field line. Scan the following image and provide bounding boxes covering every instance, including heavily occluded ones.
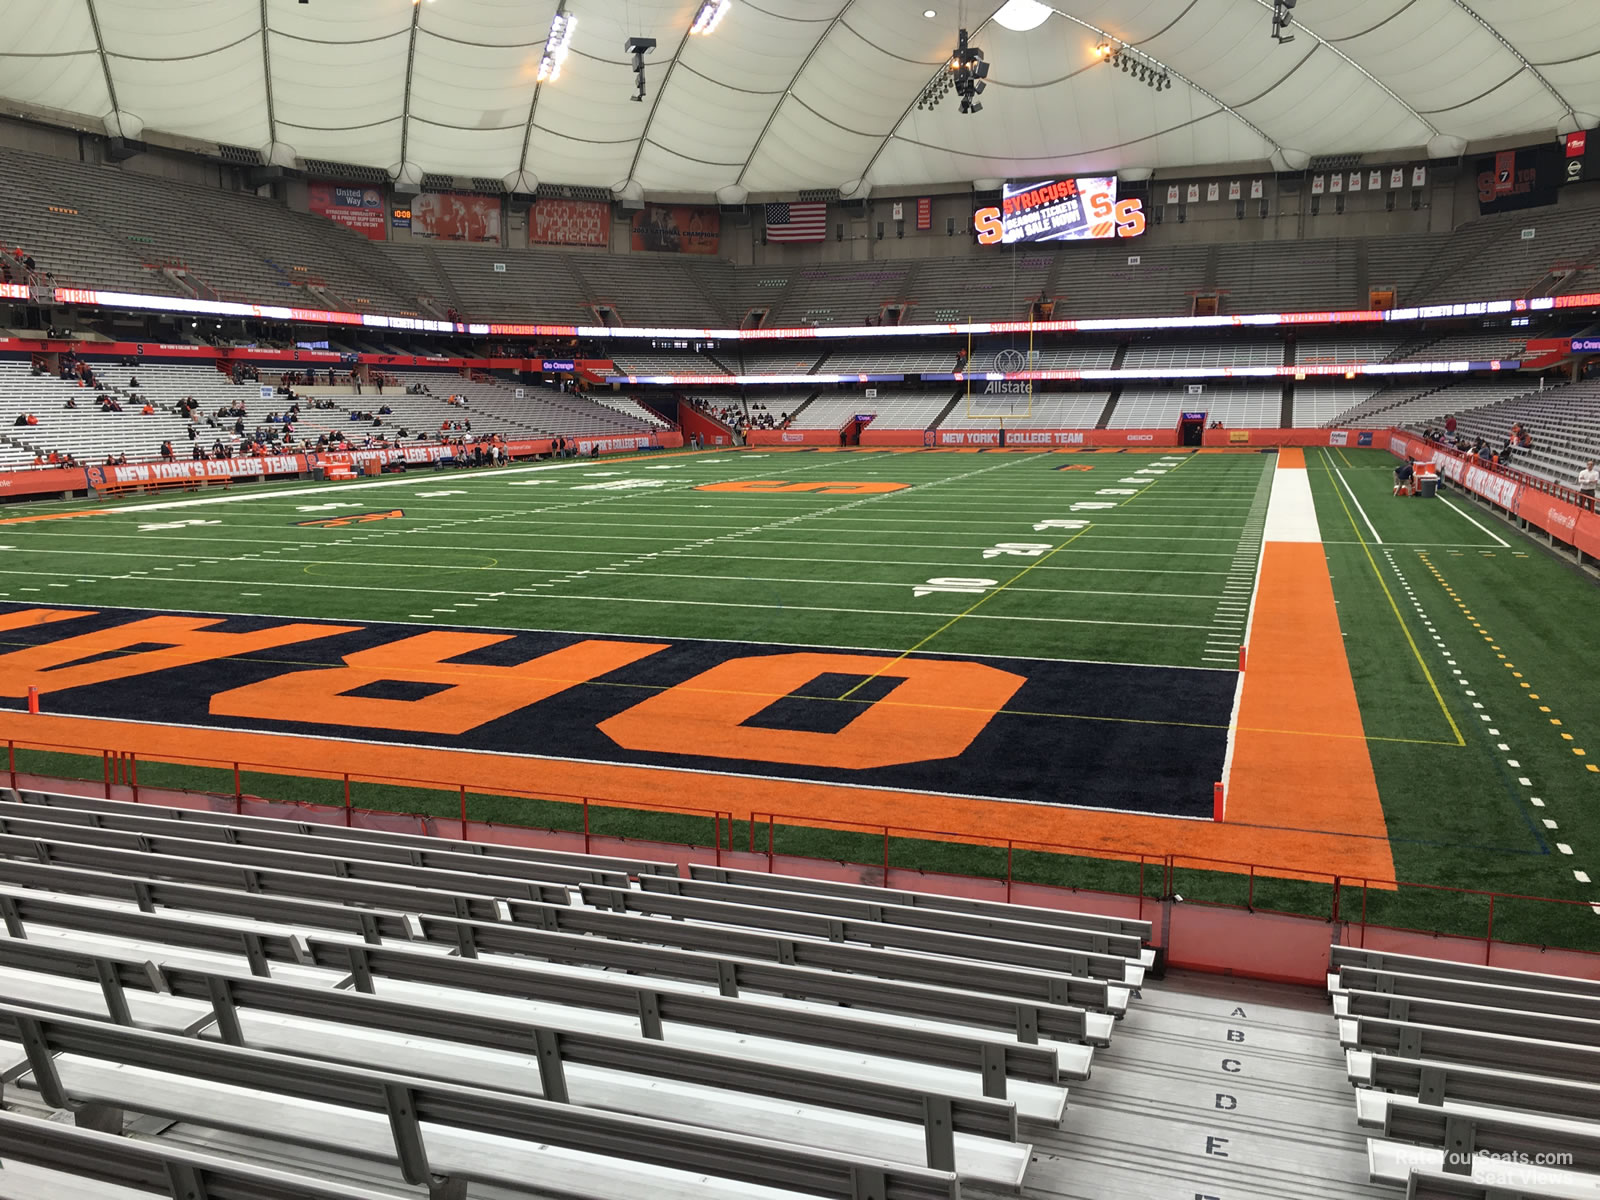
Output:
[1315,447,1465,747]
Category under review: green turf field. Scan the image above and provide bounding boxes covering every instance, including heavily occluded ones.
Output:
[1,445,1597,950]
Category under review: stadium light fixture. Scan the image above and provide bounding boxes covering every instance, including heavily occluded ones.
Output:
[689,0,730,36]
[992,0,1052,33]
[1271,0,1295,43]
[1098,37,1170,93]
[538,12,576,83]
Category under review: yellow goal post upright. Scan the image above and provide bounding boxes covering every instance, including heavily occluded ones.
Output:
[964,314,1034,423]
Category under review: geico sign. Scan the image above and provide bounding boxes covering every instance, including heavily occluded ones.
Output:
[973,196,1146,245]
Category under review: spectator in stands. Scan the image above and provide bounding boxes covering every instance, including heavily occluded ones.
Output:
[1444,414,1456,436]
[128,375,140,389]
[159,441,174,461]
[192,444,204,461]
[1579,461,1599,500]
[64,398,76,409]
[141,402,154,416]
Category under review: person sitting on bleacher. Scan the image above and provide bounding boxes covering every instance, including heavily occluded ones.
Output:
[13,413,28,426]
[64,398,77,410]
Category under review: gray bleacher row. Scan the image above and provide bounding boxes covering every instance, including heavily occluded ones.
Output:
[1328,942,1600,1197]
[1418,380,1600,485]
[1,145,430,315]
[0,787,1152,1198]
[7,143,1600,327]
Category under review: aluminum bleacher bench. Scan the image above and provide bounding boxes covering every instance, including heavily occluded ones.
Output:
[505,902,1132,1024]
[1333,963,1600,1023]
[1,1002,962,1200]
[1370,1096,1600,1187]
[1342,1015,1600,1084]
[0,856,419,946]
[410,911,1113,1047]
[690,863,1153,941]
[1331,944,1600,1000]
[507,895,1130,1016]
[289,936,1074,1103]
[0,799,627,889]
[0,871,1110,1050]
[583,882,1145,988]
[0,939,1028,1183]
[0,1110,400,1200]
[1334,987,1600,1048]
[0,807,616,892]
[1347,1049,1600,1128]
[1403,1168,1582,1199]
[648,874,1152,966]
[4,788,680,878]
[0,829,565,916]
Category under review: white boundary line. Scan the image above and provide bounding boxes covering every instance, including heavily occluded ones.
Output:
[1331,459,1383,545]
[1438,495,1510,547]
[1219,455,1279,808]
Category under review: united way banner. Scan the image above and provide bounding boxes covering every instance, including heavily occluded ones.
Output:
[412,193,503,244]
[307,184,387,241]
[529,198,611,247]
[629,205,720,255]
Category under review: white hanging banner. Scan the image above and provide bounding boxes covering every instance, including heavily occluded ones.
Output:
[1369,169,1383,190]
[1411,165,1427,187]
[1166,184,1180,205]
[892,201,904,221]
[1348,171,1362,192]
[1206,182,1220,202]
[1186,183,1200,204]
[1311,174,1325,195]
[1330,173,1343,193]
[1389,167,1404,188]
[1228,180,1241,200]
[1249,179,1263,199]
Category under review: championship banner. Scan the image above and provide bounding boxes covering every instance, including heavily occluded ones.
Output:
[412,193,503,244]
[1476,145,1559,215]
[528,198,611,247]
[916,197,932,230]
[630,204,720,254]
[307,184,387,241]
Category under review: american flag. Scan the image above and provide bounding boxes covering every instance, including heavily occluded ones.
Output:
[764,201,827,242]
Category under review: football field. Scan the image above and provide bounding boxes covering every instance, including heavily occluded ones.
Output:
[1,445,1597,951]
